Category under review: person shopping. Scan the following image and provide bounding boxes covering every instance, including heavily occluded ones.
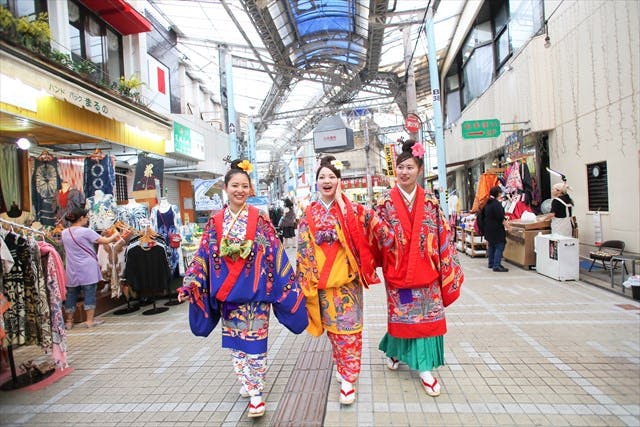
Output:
[178,159,308,419]
[296,156,391,405]
[546,182,575,237]
[375,140,464,397]
[61,207,122,329]
[482,186,510,272]
[280,198,297,248]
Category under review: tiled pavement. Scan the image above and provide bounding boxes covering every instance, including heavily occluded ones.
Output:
[1,252,639,426]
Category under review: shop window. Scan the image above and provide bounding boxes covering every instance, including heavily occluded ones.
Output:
[586,162,608,212]
[67,0,124,87]
[1,0,46,18]
[462,44,493,106]
[509,0,544,52]
[115,167,128,203]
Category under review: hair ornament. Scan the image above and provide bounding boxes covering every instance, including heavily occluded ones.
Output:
[237,160,253,173]
[411,142,425,159]
[330,159,344,170]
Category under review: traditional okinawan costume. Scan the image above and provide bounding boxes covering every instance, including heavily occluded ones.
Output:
[376,186,464,372]
[183,205,307,396]
[296,194,392,383]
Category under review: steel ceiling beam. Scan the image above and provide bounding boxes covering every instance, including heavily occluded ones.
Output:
[241,0,295,137]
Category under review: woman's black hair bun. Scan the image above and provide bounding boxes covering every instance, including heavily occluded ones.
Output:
[229,159,243,170]
[320,155,336,166]
[402,139,416,153]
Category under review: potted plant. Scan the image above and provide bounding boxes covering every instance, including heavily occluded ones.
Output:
[112,75,144,103]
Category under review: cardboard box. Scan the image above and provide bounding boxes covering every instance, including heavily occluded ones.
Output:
[504,229,551,267]
[510,217,551,230]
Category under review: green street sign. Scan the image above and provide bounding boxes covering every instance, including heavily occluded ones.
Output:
[462,119,501,139]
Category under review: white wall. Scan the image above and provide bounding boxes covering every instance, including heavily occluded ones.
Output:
[444,0,640,252]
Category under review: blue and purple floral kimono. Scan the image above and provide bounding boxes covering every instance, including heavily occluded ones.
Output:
[184,205,307,354]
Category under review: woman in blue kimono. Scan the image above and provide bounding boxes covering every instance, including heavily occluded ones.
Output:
[178,159,307,418]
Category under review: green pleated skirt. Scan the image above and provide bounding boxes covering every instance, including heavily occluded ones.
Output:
[378,333,445,372]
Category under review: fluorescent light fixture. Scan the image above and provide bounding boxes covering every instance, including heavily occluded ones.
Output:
[546,166,566,181]
[16,137,31,150]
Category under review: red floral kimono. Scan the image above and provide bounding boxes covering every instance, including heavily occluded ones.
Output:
[376,186,464,339]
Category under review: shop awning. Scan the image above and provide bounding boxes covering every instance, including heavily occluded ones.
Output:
[79,0,151,35]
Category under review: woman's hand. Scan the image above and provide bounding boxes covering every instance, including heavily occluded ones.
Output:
[335,180,346,214]
[177,290,188,303]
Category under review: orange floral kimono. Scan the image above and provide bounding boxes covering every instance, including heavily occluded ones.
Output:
[296,195,392,336]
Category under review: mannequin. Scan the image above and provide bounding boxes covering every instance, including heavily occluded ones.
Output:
[150,199,184,276]
[86,190,116,231]
[56,180,85,227]
[158,197,171,213]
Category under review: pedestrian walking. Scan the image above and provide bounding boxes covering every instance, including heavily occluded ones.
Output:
[178,159,308,418]
[374,140,464,397]
[482,186,510,272]
[296,155,391,405]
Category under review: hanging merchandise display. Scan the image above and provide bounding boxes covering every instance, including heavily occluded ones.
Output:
[133,154,164,195]
[32,152,62,227]
[0,144,21,216]
[83,150,116,198]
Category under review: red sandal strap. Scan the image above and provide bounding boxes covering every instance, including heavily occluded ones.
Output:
[340,388,355,397]
[421,377,438,391]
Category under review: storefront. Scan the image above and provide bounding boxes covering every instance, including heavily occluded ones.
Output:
[342,174,391,205]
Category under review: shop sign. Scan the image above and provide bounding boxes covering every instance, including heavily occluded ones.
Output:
[194,178,224,211]
[167,122,205,160]
[384,144,396,176]
[461,119,501,139]
[48,81,112,118]
[404,113,422,134]
[503,130,523,159]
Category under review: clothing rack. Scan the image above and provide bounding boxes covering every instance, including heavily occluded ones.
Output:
[0,218,53,390]
[485,167,506,175]
[0,217,45,237]
[504,154,531,164]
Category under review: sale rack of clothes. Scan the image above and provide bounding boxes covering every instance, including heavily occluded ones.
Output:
[0,217,68,390]
[123,227,173,315]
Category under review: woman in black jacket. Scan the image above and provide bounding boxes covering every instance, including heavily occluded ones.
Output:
[482,186,510,272]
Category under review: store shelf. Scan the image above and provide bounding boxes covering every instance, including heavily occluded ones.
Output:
[456,226,487,257]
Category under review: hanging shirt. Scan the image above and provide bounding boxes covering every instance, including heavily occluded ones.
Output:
[32,158,62,227]
[84,155,115,198]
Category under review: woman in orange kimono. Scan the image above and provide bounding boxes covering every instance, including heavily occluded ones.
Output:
[375,140,464,397]
[296,156,392,405]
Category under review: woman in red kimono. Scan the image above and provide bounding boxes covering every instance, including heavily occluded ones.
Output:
[375,140,464,397]
[296,156,392,405]
[179,159,307,418]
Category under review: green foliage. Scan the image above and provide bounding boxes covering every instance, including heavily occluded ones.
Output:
[0,7,51,55]
[111,75,144,103]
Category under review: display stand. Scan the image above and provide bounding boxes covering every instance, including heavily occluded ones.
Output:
[113,298,140,315]
[164,294,182,307]
[142,298,169,315]
[1,345,54,391]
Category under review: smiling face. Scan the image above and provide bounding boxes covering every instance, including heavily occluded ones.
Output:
[224,172,251,211]
[316,166,339,203]
[395,157,422,193]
